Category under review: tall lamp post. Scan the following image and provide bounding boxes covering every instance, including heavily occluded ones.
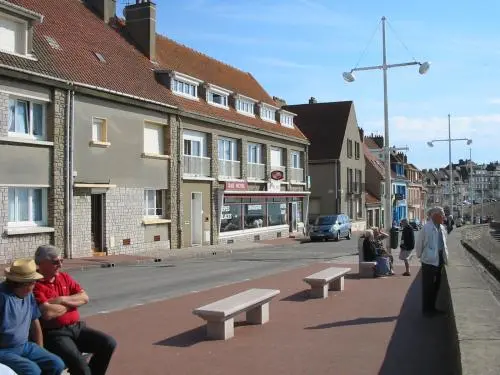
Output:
[343,16,430,234]
[427,114,472,216]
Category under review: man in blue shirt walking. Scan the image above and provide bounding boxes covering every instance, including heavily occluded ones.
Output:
[0,258,65,375]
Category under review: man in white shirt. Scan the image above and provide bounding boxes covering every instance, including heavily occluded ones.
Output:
[416,206,449,317]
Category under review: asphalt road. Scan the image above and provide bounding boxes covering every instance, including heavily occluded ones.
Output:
[71,237,361,317]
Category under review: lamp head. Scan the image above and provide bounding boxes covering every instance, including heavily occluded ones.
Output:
[427,141,434,147]
[419,61,430,75]
[342,71,355,83]
[467,139,473,145]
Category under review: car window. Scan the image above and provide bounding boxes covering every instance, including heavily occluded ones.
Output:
[315,216,337,225]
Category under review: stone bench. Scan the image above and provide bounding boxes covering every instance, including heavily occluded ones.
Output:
[193,288,280,340]
[358,236,377,278]
[303,267,351,299]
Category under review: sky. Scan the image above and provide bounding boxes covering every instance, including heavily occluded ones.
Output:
[118,0,500,170]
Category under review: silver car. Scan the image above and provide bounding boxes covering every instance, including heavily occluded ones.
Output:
[309,214,352,242]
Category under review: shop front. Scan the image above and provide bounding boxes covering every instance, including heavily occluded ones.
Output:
[217,181,309,244]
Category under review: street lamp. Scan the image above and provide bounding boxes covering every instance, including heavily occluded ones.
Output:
[427,114,472,217]
[343,16,430,234]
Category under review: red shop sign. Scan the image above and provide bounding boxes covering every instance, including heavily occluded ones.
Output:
[225,181,248,191]
[270,170,284,180]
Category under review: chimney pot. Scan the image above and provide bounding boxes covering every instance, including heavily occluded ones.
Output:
[85,0,116,23]
[125,1,156,60]
[308,96,317,104]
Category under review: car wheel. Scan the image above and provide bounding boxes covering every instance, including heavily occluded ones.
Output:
[334,231,340,241]
[346,230,351,240]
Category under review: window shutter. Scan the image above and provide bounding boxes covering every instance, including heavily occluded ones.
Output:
[0,17,17,53]
[144,124,163,154]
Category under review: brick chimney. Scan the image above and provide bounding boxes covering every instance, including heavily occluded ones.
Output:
[273,96,287,108]
[308,97,317,104]
[369,134,384,148]
[124,1,156,60]
[358,127,364,141]
[85,0,116,23]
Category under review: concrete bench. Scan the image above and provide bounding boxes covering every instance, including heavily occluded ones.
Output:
[193,288,280,340]
[358,236,377,278]
[303,267,351,299]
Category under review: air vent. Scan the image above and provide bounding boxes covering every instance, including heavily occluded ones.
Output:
[44,36,61,50]
[93,52,106,63]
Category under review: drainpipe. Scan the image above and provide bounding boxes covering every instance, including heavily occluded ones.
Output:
[65,89,71,259]
[69,90,75,259]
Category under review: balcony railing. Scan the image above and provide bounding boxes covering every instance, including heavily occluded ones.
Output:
[219,160,241,178]
[183,155,211,177]
[290,167,304,182]
[270,165,286,180]
[247,163,265,180]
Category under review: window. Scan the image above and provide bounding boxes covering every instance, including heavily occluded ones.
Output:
[355,142,360,159]
[184,139,201,156]
[347,168,353,192]
[8,187,47,226]
[0,15,27,55]
[347,139,353,158]
[248,143,262,164]
[280,113,294,128]
[220,203,243,232]
[144,190,164,217]
[291,151,301,169]
[143,123,164,155]
[8,98,45,139]
[91,117,107,143]
[218,138,238,161]
[172,78,198,99]
[270,147,283,167]
[236,98,255,116]
[207,88,229,108]
[260,105,276,122]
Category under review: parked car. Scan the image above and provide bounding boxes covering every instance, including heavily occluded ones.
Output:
[455,217,463,227]
[309,214,352,242]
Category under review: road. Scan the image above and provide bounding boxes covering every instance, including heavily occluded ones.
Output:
[72,237,361,317]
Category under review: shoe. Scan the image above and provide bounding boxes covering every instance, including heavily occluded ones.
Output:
[402,272,411,276]
[389,270,395,275]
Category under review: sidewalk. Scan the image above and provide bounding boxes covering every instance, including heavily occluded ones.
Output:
[0,236,306,272]
[85,261,456,375]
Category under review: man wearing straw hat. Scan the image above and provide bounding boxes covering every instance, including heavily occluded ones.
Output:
[0,258,65,375]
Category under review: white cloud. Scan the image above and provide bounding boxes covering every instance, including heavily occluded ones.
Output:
[489,98,500,104]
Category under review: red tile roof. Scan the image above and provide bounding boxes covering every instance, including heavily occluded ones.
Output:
[364,142,385,178]
[2,0,307,141]
[365,191,381,205]
[364,137,382,150]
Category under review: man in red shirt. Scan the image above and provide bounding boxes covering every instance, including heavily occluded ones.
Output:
[33,245,116,375]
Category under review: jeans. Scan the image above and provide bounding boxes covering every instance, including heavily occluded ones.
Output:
[0,342,65,375]
[44,321,116,375]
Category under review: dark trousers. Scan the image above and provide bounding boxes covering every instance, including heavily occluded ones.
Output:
[421,261,443,313]
[44,321,116,375]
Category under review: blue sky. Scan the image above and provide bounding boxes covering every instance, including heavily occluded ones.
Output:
[119,0,500,169]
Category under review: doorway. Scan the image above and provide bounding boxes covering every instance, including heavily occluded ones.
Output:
[191,192,203,246]
[91,194,105,252]
[288,202,298,233]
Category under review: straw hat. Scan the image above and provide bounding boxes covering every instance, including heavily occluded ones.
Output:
[4,259,43,283]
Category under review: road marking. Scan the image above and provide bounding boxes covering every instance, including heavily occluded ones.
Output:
[98,310,109,314]
[242,278,251,281]
[190,290,199,293]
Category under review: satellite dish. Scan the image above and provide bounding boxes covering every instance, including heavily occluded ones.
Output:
[419,61,430,75]
[342,71,355,83]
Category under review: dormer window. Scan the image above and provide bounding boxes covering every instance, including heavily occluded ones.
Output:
[280,110,295,128]
[260,104,276,123]
[235,94,256,117]
[206,84,231,109]
[169,71,202,100]
[0,2,43,58]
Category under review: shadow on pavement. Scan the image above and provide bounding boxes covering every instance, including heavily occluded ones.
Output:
[154,326,207,347]
[280,289,310,302]
[378,269,459,375]
[305,316,398,330]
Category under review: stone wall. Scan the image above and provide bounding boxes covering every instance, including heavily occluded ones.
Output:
[72,190,92,258]
[0,92,8,137]
[218,226,288,245]
[168,114,180,249]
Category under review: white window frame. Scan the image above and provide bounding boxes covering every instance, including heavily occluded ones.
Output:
[291,151,301,169]
[144,189,164,218]
[206,84,231,109]
[259,103,277,123]
[0,13,28,56]
[169,71,202,100]
[248,143,262,164]
[280,112,295,128]
[270,147,283,167]
[143,122,165,155]
[91,117,108,143]
[7,187,47,227]
[235,95,257,117]
[183,130,207,157]
[218,137,238,161]
[8,96,46,140]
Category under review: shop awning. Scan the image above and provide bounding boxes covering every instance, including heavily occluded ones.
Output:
[224,190,310,198]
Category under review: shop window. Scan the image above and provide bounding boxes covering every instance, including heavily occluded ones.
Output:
[220,204,242,232]
[267,202,287,226]
[244,203,266,228]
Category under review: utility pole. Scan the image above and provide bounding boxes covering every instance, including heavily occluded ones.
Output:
[469,148,474,221]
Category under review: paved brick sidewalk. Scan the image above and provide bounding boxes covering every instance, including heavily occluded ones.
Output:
[85,262,456,375]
